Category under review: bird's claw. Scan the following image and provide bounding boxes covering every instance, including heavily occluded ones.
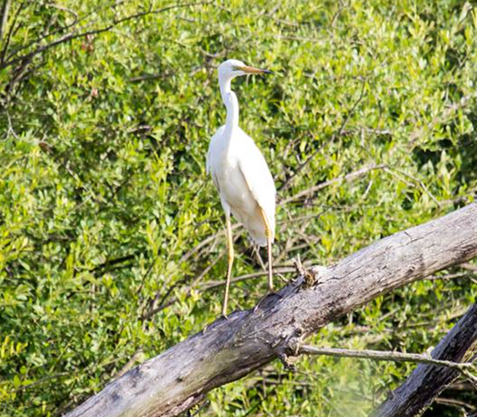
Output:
[220,312,231,321]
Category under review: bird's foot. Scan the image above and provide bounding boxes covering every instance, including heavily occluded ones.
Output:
[220,312,231,321]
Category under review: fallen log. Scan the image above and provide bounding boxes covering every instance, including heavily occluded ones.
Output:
[66,203,477,417]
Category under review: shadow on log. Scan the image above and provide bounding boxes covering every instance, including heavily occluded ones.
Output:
[66,203,477,417]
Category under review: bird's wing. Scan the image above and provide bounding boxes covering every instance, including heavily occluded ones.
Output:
[237,128,276,224]
[207,126,225,192]
[206,125,225,175]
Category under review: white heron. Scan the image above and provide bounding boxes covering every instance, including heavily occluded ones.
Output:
[206,59,276,316]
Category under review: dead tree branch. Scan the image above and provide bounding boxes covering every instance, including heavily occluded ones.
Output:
[371,303,477,417]
[65,203,477,417]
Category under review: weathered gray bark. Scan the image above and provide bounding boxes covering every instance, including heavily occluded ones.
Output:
[65,203,477,417]
[371,303,477,417]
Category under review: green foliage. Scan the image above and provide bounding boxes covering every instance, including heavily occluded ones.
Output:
[1,0,476,416]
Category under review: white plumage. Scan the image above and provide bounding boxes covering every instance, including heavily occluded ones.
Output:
[207,126,275,246]
[206,59,276,316]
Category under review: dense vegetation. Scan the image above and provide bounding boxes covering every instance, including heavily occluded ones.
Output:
[1,0,476,416]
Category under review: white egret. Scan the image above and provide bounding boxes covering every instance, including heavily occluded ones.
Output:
[206,59,276,316]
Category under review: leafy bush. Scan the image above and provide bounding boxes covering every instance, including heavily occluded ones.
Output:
[0,0,476,416]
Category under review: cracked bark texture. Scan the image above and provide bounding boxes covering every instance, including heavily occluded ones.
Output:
[65,203,477,417]
[372,303,477,417]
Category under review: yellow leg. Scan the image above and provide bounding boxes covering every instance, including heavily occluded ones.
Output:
[222,213,234,317]
[259,208,274,291]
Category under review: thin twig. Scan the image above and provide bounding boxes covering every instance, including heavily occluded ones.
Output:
[16,372,69,392]
[112,349,144,380]
[4,0,114,61]
[278,77,367,193]
[299,345,475,372]
[385,166,440,207]
[201,267,298,290]
[434,397,475,412]
[281,163,386,205]
[462,263,477,272]
[1,0,32,65]
[0,1,213,70]
[0,0,11,40]
[425,272,474,281]
[178,223,241,265]
[48,3,79,24]
[190,399,210,416]
[142,252,225,320]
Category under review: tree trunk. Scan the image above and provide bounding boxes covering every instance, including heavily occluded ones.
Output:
[65,203,477,417]
[371,303,477,417]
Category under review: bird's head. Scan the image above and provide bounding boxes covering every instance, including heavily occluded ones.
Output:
[218,59,272,83]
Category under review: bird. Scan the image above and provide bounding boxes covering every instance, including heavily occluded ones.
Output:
[206,59,276,317]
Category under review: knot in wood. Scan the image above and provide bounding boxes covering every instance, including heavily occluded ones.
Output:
[287,337,301,356]
[301,266,326,288]
[282,328,303,357]
[278,353,296,371]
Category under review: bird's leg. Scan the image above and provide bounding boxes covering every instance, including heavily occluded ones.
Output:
[259,207,274,292]
[222,213,234,317]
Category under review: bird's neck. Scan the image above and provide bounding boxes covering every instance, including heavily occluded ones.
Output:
[220,79,239,135]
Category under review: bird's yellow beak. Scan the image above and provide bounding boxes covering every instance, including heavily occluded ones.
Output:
[237,65,273,75]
